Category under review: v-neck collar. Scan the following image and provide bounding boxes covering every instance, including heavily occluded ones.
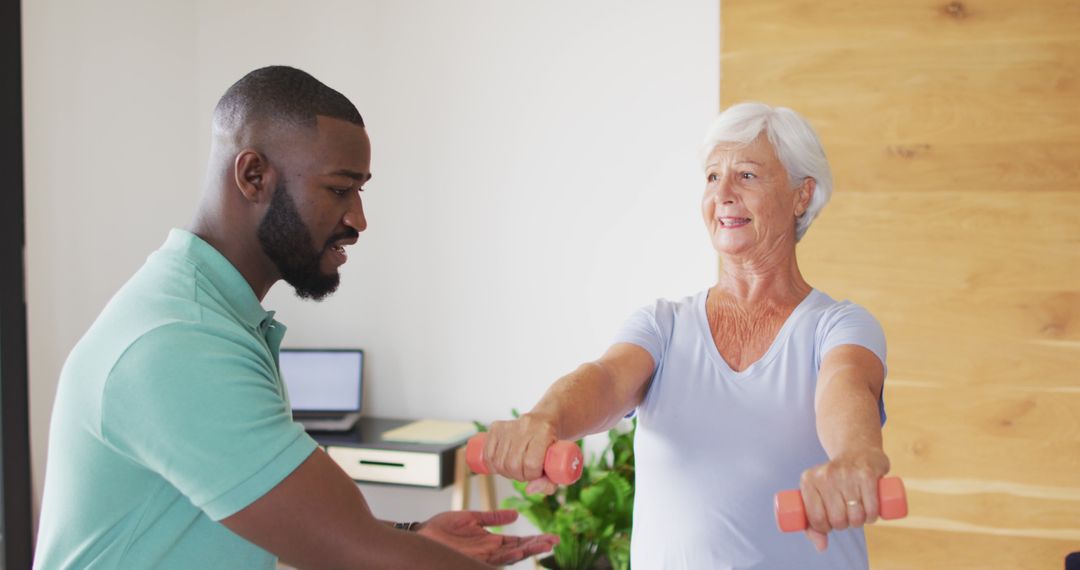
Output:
[696,288,820,379]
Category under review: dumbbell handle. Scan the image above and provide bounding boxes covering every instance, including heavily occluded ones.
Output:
[774,476,908,532]
[465,432,584,486]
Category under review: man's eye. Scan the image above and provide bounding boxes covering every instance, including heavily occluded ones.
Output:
[707,173,718,182]
[740,172,756,180]
[331,187,351,196]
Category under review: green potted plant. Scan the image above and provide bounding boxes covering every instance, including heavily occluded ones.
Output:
[476,414,635,570]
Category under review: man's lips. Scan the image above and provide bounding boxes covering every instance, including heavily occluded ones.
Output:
[326,234,358,264]
[327,244,349,265]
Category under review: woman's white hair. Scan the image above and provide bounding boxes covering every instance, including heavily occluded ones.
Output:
[701,102,833,242]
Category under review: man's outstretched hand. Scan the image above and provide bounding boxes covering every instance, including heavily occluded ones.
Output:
[417,509,558,567]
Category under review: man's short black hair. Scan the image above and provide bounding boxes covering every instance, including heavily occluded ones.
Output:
[214,65,364,131]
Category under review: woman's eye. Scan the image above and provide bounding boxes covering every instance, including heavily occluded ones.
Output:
[707,173,718,182]
[740,172,756,180]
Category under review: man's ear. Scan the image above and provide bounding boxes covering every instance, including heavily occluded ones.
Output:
[795,177,816,217]
[234,150,273,203]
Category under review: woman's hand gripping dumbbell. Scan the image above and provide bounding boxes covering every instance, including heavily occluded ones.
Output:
[774,476,908,533]
[466,432,584,490]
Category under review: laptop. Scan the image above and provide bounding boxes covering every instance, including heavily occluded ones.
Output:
[279,348,363,432]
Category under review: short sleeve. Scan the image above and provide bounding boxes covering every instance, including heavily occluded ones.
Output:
[101,324,318,521]
[611,299,679,370]
[816,302,887,372]
[816,301,889,423]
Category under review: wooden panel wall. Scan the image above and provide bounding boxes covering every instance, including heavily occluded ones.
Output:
[720,1,1080,568]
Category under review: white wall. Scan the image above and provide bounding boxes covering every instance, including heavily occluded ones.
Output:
[25,0,719,563]
[23,0,202,530]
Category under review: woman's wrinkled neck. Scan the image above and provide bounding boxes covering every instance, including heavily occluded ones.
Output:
[715,246,811,307]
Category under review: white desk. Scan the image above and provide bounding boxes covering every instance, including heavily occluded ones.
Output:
[312,417,496,509]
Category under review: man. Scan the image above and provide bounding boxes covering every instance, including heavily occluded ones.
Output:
[34,66,556,569]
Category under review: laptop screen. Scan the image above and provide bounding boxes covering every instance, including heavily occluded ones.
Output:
[279,349,363,413]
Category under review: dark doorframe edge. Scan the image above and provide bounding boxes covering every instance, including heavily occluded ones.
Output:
[1,0,34,566]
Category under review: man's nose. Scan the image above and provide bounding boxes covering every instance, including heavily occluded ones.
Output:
[343,196,367,233]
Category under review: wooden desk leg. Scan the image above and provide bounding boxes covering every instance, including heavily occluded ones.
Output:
[451,445,498,511]
[478,473,497,511]
[451,445,470,511]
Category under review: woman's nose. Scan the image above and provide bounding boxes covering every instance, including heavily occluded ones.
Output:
[714,178,736,204]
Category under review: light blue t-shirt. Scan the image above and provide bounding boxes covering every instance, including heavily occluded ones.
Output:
[615,289,887,570]
[34,230,319,569]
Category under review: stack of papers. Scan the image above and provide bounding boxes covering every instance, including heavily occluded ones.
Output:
[381,419,478,444]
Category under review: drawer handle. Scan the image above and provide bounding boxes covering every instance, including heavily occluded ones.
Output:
[359,460,406,468]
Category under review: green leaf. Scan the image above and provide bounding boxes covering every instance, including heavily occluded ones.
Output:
[607,534,631,570]
[579,479,611,513]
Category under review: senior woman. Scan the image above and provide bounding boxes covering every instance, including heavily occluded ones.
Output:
[483,102,890,569]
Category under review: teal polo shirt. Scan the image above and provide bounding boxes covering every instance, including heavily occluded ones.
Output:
[35,229,318,569]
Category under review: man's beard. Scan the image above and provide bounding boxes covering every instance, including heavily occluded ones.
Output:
[257,181,352,301]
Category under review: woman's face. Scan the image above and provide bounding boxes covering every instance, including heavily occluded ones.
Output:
[701,133,812,261]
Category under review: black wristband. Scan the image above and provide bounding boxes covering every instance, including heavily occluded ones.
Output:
[393,521,421,532]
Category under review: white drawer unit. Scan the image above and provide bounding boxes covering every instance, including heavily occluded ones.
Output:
[326,447,442,487]
[312,417,464,489]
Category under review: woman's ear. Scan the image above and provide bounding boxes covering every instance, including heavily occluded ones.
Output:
[795,177,816,217]
[233,150,272,203]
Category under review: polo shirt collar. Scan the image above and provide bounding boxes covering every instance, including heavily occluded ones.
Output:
[162,229,278,332]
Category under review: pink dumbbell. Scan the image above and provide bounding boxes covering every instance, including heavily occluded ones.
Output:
[465,432,584,486]
[774,476,908,532]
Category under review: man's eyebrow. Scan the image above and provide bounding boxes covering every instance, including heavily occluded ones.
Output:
[327,169,373,182]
